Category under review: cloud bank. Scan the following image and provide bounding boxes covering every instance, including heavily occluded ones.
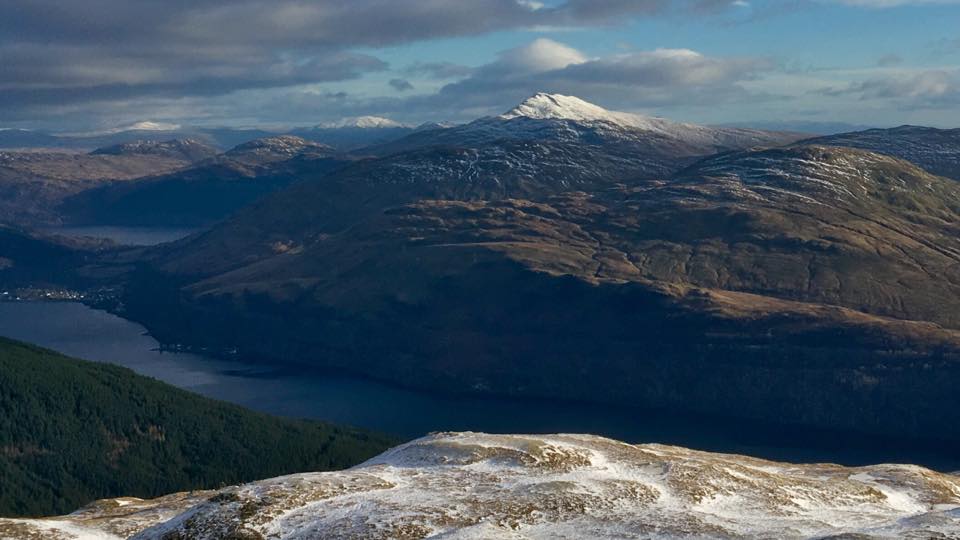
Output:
[1,0,956,129]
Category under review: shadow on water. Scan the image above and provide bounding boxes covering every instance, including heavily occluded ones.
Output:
[1,301,957,471]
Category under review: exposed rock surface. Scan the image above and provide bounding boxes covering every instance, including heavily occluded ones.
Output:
[3,432,959,539]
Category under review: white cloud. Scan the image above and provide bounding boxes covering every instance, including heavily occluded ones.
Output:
[387,39,778,120]
[499,38,589,73]
[850,69,960,101]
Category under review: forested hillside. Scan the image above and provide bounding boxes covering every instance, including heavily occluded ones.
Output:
[0,337,395,517]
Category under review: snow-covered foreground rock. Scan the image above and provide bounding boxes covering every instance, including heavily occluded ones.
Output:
[3,432,959,539]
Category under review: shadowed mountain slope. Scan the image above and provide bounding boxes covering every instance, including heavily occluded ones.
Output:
[59,136,352,227]
[116,145,960,443]
[0,142,211,227]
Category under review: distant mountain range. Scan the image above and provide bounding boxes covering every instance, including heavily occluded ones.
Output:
[152,94,804,274]
[4,93,960,448]
[0,135,356,228]
[365,92,802,157]
[0,142,213,226]
[0,126,273,152]
[0,128,62,148]
[719,120,879,135]
[61,136,354,227]
[0,116,418,153]
[0,120,418,228]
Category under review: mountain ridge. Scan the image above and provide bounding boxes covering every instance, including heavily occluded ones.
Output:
[365,93,804,157]
[799,125,960,181]
[59,136,351,227]
[89,139,219,163]
[108,142,960,444]
[4,432,959,539]
[147,93,806,276]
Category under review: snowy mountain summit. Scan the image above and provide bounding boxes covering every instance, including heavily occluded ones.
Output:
[499,92,792,147]
[4,432,958,539]
[319,116,407,129]
[501,92,668,131]
[370,93,804,160]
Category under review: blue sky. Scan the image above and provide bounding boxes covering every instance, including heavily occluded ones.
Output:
[2,0,958,131]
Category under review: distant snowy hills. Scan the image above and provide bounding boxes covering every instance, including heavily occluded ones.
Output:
[0,117,414,153]
[291,117,415,151]
[0,94,807,156]
[317,115,408,129]
[59,136,349,227]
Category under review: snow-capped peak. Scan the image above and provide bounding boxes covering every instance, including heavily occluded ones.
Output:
[125,121,181,132]
[500,93,664,130]
[62,121,182,137]
[319,116,406,129]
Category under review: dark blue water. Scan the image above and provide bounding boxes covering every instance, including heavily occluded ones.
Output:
[1,301,957,470]
[43,226,198,246]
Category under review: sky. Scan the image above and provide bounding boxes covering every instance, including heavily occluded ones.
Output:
[2,0,959,132]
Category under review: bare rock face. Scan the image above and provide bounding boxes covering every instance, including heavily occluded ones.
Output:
[3,432,958,539]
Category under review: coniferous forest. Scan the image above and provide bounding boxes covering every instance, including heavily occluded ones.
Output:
[0,337,395,517]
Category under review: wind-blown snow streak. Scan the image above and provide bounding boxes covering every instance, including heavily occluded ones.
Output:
[2,432,958,539]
